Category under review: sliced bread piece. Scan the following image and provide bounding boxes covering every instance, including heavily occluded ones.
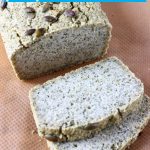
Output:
[0,2,111,79]
[47,95,150,150]
[29,57,144,142]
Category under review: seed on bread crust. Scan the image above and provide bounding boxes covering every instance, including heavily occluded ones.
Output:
[24,7,36,13]
[24,7,36,19]
[25,29,36,36]
[45,134,60,142]
[36,28,46,38]
[0,0,7,11]
[44,16,57,23]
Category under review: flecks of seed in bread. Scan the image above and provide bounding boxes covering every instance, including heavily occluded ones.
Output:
[65,9,76,17]
[70,120,75,126]
[0,0,7,10]
[25,29,36,36]
[76,20,81,26]
[44,16,57,23]
[111,144,116,150]
[87,106,91,109]
[36,28,46,38]
[45,134,60,142]
[73,144,78,147]
[42,3,53,13]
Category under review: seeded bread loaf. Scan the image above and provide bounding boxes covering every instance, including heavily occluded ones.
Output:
[47,95,150,150]
[29,57,144,142]
[0,2,111,79]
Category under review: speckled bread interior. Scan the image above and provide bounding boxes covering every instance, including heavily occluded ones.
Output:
[47,95,150,150]
[0,2,111,79]
[29,57,144,142]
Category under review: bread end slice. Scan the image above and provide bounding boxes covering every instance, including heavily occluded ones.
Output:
[47,95,150,150]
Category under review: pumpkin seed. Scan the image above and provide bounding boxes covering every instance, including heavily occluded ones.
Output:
[0,0,7,11]
[65,10,75,17]
[36,28,46,38]
[25,29,36,36]
[24,7,35,13]
[44,16,57,23]
[45,134,60,142]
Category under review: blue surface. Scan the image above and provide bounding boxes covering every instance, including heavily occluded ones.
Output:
[6,0,147,2]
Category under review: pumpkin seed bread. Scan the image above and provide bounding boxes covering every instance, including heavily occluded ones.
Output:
[47,95,150,150]
[29,57,144,142]
[0,2,111,79]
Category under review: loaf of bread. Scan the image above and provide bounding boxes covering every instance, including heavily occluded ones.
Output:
[47,95,150,150]
[29,57,143,142]
[0,2,111,79]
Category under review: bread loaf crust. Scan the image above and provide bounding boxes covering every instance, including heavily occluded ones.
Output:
[0,2,111,79]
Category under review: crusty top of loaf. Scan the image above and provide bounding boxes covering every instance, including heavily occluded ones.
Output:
[0,2,110,57]
[30,57,143,131]
[48,95,150,150]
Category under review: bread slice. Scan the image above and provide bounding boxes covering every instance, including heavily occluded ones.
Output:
[47,95,150,150]
[29,57,143,142]
[0,2,111,79]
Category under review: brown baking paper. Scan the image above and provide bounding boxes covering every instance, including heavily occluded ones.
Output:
[0,2,150,150]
